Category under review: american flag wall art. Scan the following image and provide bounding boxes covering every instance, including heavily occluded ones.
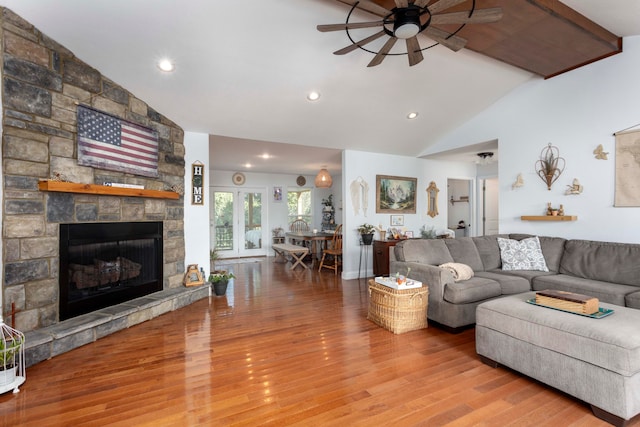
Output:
[77,105,159,178]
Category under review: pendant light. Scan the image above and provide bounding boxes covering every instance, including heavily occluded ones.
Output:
[315,167,332,188]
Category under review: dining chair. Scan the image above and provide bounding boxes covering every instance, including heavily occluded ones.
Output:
[319,224,342,275]
[289,219,310,247]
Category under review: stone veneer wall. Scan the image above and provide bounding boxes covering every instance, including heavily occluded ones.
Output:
[1,8,186,332]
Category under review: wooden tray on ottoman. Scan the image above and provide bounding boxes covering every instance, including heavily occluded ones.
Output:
[367,279,428,334]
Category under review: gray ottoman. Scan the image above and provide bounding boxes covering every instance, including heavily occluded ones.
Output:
[476,292,640,427]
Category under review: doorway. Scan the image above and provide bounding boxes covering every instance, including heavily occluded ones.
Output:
[478,177,499,235]
[210,187,268,258]
[447,178,473,238]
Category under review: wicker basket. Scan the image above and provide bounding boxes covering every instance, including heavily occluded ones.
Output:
[367,279,429,334]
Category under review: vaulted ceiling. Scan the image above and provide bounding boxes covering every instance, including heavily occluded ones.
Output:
[2,1,639,174]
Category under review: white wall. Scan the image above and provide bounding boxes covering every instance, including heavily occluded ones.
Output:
[342,150,476,279]
[427,36,640,244]
[183,132,211,275]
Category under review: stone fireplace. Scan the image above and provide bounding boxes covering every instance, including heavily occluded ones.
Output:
[1,8,190,335]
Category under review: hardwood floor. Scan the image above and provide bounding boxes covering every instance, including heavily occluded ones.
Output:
[1,258,635,426]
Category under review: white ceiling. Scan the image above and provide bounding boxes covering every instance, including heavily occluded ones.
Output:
[2,1,640,174]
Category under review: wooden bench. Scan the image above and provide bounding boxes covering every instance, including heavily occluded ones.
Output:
[272,243,309,270]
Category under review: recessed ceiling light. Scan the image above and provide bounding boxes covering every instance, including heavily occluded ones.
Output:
[157,59,175,72]
[261,153,270,159]
[407,112,418,119]
[245,163,252,168]
[307,91,320,101]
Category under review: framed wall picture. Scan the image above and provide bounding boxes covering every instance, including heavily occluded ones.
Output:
[390,214,404,226]
[405,231,414,238]
[376,175,417,214]
[273,186,283,202]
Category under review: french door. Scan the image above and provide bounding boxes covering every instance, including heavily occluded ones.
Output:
[210,187,267,258]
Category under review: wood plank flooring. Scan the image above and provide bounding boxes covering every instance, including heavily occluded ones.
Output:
[1,258,636,426]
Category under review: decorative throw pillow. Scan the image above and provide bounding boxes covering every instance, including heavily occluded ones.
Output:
[438,262,474,282]
[497,236,549,271]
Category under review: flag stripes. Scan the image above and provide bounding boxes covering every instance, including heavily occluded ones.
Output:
[77,105,159,177]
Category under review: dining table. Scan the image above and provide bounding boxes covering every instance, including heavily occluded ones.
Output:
[285,231,334,266]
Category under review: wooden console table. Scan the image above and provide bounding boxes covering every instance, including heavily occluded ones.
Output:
[373,239,400,276]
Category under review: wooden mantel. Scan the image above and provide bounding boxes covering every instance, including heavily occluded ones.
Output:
[38,180,179,200]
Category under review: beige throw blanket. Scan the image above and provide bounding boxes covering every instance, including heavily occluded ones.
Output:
[438,262,474,282]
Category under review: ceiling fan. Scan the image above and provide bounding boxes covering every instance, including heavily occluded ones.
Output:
[317,0,502,67]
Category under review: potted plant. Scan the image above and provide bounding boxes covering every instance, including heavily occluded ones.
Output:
[321,194,334,212]
[209,271,236,296]
[0,329,23,387]
[357,223,377,245]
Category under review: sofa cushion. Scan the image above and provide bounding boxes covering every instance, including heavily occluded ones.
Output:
[473,234,509,270]
[492,269,555,285]
[627,291,640,309]
[394,239,453,265]
[443,277,502,304]
[444,237,484,271]
[497,236,549,271]
[538,236,566,272]
[560,239,640,286]
[532,274,639,306]
[475,271,531,295]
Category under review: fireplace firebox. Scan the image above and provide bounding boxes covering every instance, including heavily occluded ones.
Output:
[59,222,163,320]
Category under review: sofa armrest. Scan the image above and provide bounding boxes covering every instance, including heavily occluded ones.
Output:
[389,260,454,300]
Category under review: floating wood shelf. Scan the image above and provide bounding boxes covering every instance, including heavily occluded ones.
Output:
[450,198,469,205]
[521,215,577,221]
[38,180,179,200]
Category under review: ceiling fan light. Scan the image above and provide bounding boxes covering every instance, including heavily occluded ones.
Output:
[394,23,420,39]
[315,168,332,188]
[476,152,494,165]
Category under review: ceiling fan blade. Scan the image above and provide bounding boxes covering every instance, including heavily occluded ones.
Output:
[337,0,392,17]
[431,8,503,25]
[317,21,383,32]
[424,26,467,51]
[334,30,387,55]
[427,0,467,14]
[413,0,430,7]
[394,0,409,7]
[368,37,398,67]
[406,36,423,66]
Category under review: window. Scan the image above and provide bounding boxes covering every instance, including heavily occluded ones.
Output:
[287,188,312,226]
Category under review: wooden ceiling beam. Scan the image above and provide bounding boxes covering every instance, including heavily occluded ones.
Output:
[332,0,622,78]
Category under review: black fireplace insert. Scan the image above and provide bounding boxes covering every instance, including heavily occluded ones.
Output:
[59,222,163,320]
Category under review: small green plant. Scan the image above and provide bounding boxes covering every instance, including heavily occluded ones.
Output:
[357,223,377,234]
[420,225,437,239]
[321,194,333,207]
[210,247,220,262]
[209,271,236,283]
[0,335,22,369]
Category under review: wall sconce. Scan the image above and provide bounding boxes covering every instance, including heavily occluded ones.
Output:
[315,167,332,188]
[535,143,565,190]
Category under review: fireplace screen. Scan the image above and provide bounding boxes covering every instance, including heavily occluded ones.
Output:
[59,222,163,320]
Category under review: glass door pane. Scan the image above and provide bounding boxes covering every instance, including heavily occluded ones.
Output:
[211,187,267,258]
[212,190,234,252]
[240,190,266,256]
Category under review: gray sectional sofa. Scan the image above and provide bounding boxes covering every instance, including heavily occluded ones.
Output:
[388,234,640,330]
